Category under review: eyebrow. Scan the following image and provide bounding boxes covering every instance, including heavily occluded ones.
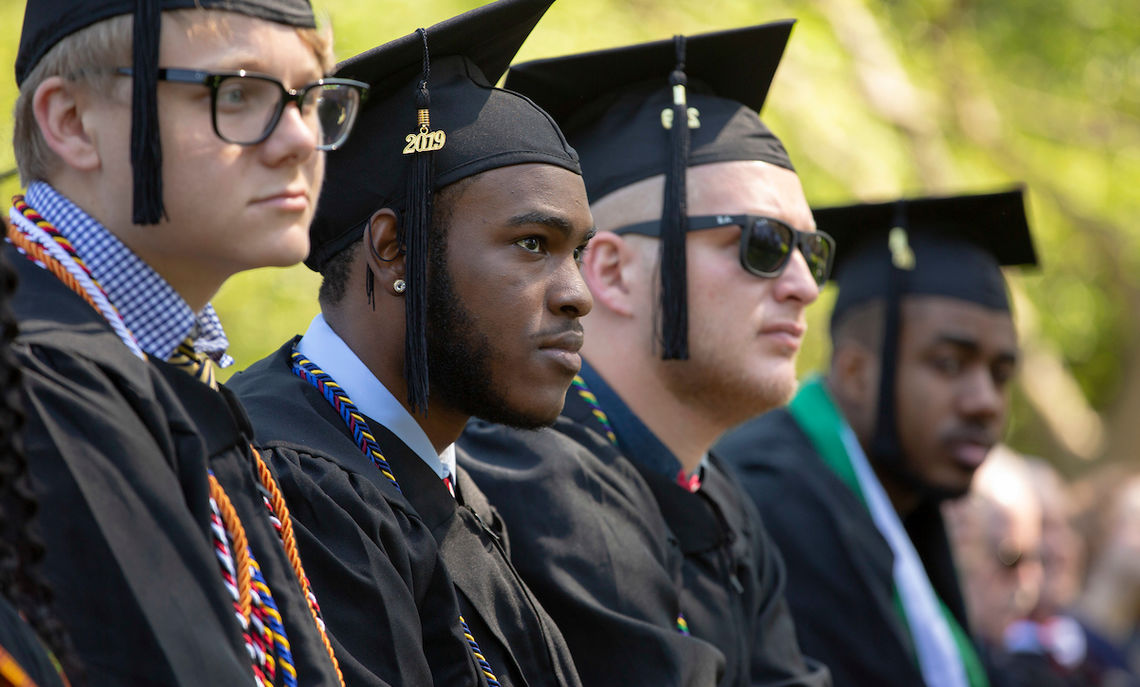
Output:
[209,56,322,84]
[506,211,595,242]
[934,333,1019,364]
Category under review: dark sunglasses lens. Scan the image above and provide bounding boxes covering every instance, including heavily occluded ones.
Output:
[801,233,834,285]
[744,220,833,285]
[744,219,794,275]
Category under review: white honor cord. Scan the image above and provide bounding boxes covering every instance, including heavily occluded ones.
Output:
[9,207,146,360]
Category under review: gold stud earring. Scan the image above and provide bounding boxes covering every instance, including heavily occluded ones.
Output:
[393,279,407,294]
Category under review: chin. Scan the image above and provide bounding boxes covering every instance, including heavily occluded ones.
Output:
[476,392,564,431]
[925,479,974,503]
[257,233,311,268]
[745,367,799,412]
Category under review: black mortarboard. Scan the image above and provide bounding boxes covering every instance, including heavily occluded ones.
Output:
[825,187,1037,322]
[819,187,1037,480]
[505,20,795,359]
[17,0,315,225]
[307,0,579,412]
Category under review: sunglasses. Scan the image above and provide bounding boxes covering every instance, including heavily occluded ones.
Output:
[612,214,835,286]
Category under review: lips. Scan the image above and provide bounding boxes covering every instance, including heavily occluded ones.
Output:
[538,329,584,354]
[761,323,807,339]
[537,328,584,374]
[759,321,805,351]
[251,187,310,210]
[943,430,996,471]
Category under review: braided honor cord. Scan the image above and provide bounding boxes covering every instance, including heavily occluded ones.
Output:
[250,447,344,685]
[7,198,143,359]
[570,376,618,446]
[290,348,502,685]
[209,473,280,686]
[289,351,401,492]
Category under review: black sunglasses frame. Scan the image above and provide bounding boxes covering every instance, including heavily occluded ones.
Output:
[612,214,836,286]
[116,67,369,150]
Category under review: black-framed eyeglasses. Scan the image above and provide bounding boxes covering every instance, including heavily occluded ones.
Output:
[613,214,836,286]
[117,68,368,150]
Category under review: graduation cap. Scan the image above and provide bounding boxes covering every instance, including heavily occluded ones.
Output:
[306,0,579,413]
[16,0,316,225]
[505,20,796,359]
[817,187,1037,474]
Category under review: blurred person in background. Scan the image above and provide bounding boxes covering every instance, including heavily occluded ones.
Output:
[1073,473,1140,684]
[945,446,1052,687]
[946,446,1044,653]
[992,459,1140,686]
[717,190,1037,687]
[1026,460,1086,622]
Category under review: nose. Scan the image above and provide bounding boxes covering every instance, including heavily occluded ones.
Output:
[261,100,320,164]
[1013,557,1044,616]
[959,366,1005,423]
[551,256,593,318]
[772,248,821,305]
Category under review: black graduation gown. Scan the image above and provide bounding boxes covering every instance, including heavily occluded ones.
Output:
[229,341,475,687]
[459,381,830,687]
[229,341,581,687]
[715,407,974,687]
[9,246,341,686]
[0,596,68,687]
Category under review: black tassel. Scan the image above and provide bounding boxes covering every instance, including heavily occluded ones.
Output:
[130,0,165,225]
[870,201,909,461]
[660,35,690,360]
[402,28,437,414]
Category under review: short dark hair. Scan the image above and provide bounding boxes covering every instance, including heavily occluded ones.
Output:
[316,235,360,306]
[317,176,476,308]
[830,298,884,356]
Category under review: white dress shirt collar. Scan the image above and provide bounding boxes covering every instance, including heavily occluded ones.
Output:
[297,314,455,480]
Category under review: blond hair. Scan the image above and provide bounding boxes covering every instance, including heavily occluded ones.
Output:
[13,9,335,185]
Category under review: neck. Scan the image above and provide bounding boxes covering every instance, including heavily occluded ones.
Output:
[324,304,467,454]
[826,376,922,516]
[412,404,470,455]
[584,337,719,475]
[875,466,923,517]
[46,177,223,312]
[114,230,227,313]
[140,259,223,313]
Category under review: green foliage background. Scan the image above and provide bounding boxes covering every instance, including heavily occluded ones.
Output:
[1,0,1137,476]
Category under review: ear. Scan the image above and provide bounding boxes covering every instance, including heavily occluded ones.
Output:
[365,209,406,297]
[33,76,101,172]
[830,340,878,415]
[580,230,642,318]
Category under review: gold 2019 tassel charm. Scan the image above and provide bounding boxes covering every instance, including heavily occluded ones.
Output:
[403,107,446,154]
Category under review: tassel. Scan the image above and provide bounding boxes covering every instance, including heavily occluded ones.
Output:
[660,35,690,360]
[871,201,909,461]
[402,28,438,414]
[130,0,165,224]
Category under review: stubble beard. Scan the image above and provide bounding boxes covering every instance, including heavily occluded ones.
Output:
[655,330,800,431]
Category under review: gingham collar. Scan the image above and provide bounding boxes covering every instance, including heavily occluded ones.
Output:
[25,182,232,366]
